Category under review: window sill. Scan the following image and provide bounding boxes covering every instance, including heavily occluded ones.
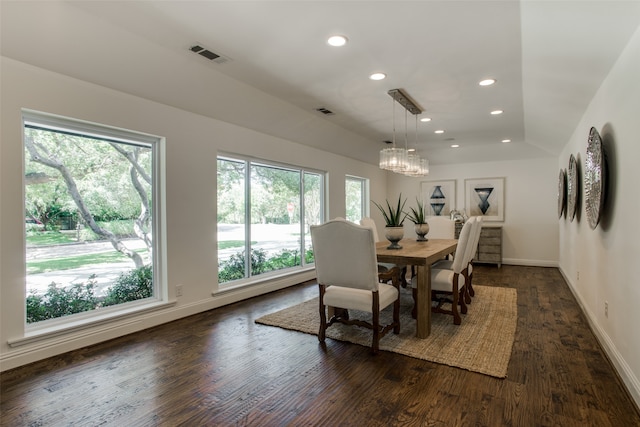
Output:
[214,266,315,295]
[8,299,176,348]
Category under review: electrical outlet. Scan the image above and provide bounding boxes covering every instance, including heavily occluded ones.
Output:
[605,301,608,318]
[176,284,183,297]
[577,271,580,281]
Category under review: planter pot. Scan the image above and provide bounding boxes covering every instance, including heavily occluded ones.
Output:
[414,223,430,241]
[384,226,404,249]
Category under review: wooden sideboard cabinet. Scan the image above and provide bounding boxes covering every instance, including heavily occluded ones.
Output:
[455,222,502,267]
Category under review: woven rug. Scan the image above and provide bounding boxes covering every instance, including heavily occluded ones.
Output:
[255,285,517,378]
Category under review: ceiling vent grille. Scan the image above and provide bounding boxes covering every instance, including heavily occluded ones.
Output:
[315,107,335,116]
[190,44,230,64]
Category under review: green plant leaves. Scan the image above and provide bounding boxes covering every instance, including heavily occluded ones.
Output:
[373,194,408,226]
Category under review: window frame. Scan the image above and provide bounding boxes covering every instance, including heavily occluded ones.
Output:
[20,109,168,338]
[345,174,369,223]
[216,153,325,289]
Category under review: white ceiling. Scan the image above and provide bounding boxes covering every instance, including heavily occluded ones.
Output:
[2,1,640,166]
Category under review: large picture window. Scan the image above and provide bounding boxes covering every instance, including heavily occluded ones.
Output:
[23,111,164,326]
[217,155,324,285]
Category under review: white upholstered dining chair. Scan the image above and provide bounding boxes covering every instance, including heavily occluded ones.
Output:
[360,217,407,286]
[433,216,483,302]
[411,217,475,325]
[462,216,482,299]
[424,216,456,264]
[311,219,402,353]
[425,216,456,239]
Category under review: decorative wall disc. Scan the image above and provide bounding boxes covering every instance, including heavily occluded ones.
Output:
[585,127,606,229]
[558,169,567,218]
[567,154,578,222]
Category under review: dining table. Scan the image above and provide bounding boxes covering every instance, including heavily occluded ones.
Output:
[376,238,458,338]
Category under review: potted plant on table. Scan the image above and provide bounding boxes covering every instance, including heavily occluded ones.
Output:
[373,194,408,249]
[406,198,430,241]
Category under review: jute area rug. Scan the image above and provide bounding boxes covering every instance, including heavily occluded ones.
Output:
[255,285,517,378]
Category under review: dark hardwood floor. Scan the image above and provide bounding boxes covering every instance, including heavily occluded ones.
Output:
[2,265,639,426]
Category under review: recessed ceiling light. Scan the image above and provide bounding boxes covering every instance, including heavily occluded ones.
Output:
[490,110,503,115]
[369,72,386,81]
[479,78,496,86]
[434,130,445,134]
[420,117,432,122]
[451,144,460,148]
[327,35,348,47]
[502,139,512,143]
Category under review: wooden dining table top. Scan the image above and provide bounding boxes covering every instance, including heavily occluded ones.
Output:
[375,238,458,265]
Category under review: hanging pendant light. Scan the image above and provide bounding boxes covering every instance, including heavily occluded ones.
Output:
[400,109,416,174]
[403,115,421,176]
[404,114,429,176]
[380,91,408,171]
[380,88,428,176]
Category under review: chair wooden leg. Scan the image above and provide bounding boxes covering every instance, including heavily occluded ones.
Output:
[464,272,472,305]
[468,275,475,297]
[468,262,475,297]
[459,287,468,315]
[452,275,462,325]
[371,292,380,353]
[318,284,327,342]
[334,308,349,320]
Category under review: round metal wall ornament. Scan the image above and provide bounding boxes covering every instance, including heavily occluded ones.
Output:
[585,127,606,229]
[558,168,567,218]
[567,154,578,222]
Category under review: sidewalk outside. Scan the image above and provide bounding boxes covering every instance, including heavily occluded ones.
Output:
[27,223,308,296]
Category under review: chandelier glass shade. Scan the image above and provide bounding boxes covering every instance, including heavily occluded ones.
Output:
[404,157,429,177]
[379,147,408,171]
[405,151,421,175]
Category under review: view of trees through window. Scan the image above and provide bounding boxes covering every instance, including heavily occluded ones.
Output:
[23,113,159,323]
[217,156,323,284]
[346,175,368,223]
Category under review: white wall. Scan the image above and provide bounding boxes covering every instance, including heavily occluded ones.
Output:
[386,157,559,266]
[0,57,388,370]
[558,25,640,406]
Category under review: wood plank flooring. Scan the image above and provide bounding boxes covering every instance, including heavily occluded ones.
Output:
[2,266,639,426]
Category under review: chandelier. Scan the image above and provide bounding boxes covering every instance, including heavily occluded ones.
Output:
[379,89,429,176]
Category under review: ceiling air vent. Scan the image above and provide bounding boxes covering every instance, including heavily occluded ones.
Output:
[315,107,335,116]
[190,44,230,64]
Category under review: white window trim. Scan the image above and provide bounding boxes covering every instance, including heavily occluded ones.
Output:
[217,153,325,288]
[21,109,168,339]
[345,174,370,221]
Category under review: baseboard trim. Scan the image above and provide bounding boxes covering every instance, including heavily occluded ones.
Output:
[559,267,640,411]
[502,258,558,267]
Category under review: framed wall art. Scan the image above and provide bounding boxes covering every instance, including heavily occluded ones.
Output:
[421,180,456,216]
[465,177,505,222]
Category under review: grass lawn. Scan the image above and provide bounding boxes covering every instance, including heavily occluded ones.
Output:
[26,231,78,246]
[27,249,148,275]
[218,240,257,249]
[26,236,251,274]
